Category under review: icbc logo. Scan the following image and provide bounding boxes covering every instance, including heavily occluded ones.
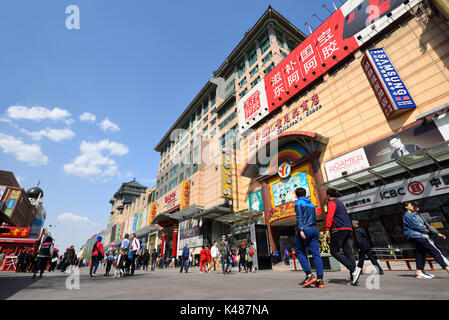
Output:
[408,181,424,195]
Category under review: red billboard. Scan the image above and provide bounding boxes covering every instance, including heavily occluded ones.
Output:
[0,226,31,239]
[235,0,422,132]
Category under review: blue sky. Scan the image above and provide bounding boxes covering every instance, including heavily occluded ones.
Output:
[0,0,339,251]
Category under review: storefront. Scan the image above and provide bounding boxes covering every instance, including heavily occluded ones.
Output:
[320,111,449,259]
[240,132,328,253]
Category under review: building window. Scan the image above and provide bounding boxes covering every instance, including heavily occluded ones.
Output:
[193,163,198,174]
[203,125,208,133]
[210,118,216,126]
[219,111,237,130]
[237,59,246,78]
[239,89,248,98]
[259,34,270,54]
[185,167,191,179]
[251,77,260,87]
[218,100,236,120]
[281,51,288,58]
[262,51,272,65]
[210,91,216,107]
[249,65,259,77]
[276,31,284,48]
[238,77,247,88]
[264,63,275,75]
[203,115,208,123]
[248,47,257,67]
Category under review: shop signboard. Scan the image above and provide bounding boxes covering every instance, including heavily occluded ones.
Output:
[149,202,158,225]
[238,0,422,132]
[362,48,416,119]
[340,167,449,213]
[0,226,30,238]
[8,190,21,200]
[249,189,264,211]
[221,147,233,199]
[132,213,138,232]
[325,121,446,180]
[178,217,203,250]
[180,180,190,210]
[324,148,370,181]
[164,191,177,210]
[238,81,270,133]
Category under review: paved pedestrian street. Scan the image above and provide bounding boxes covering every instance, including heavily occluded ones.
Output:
[1,267,449,300]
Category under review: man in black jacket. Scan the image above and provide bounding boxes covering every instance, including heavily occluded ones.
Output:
[352,220,383,275]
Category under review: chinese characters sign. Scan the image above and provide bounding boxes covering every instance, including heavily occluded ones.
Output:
[238,81,269,133]
[0,227,30,238]
[341,167,449,213]
[239,0,421,132]
[222,147,233,199]
[180,180,191,210]
[362,48,416,119]
[149,202,158,224]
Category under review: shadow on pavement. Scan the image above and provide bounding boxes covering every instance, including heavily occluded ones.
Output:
[0,274,40,300]
[327,279,350,285]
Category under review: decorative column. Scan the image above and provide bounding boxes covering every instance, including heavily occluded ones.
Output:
[261,182,278,253]
[171,224,178,258]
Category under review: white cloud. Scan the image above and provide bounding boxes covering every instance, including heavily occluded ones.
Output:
[21,127,75,142]
[57,213,99,227]
[79,112,96,123]
[0,117,12,124]
[63,139,129,179]
[7,106,72,123]
[0,133,48,166]
[99,118,120,132]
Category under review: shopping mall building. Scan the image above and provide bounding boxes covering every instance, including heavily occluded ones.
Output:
[122,0,449,268]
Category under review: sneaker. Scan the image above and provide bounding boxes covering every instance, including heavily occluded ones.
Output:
[299,274,317,287]
[315,279,325,289]
[416,272,433,279]
[423,272,435,278]
[92,274,98,277]
[352,267,362,285]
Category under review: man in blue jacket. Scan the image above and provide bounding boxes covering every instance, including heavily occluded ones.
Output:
[179,243,190,273]
[294,188,325,289]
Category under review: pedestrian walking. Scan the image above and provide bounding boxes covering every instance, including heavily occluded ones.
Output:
[62,246,76,273]
[200,246,207,272]
[127,233,141,276]
[90,236,104,277]
[104,243,116,276]
[121,234,130,274]
[179,243,190,273]
[206,241,220,273]
[114,247,127,278]
[238,245,246,272]
[219,235,232,274]
[151,249,157,271]
[32,236,54,278]
[325,188,360,285]
[142,250,150,271]
[352,220,383,275]
[294,188,325,288]
[402,201,449,279]
[206,246,211,270]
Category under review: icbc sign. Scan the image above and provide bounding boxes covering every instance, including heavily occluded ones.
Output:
[408,181,425,195]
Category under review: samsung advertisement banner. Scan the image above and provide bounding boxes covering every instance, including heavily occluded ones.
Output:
[362,48,416,119]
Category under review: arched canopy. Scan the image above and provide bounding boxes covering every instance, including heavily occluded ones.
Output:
[241,131,328,178]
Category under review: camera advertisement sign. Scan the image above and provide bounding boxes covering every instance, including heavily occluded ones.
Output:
[340,167,449,213]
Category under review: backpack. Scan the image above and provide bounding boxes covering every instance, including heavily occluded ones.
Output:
[93,242,104,260]
[249,248,254,256]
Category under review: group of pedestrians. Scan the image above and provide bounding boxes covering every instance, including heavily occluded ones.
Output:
[293,187,449,289]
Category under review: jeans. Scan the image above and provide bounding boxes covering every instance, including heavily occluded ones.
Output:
[151,260,156,271]
[34,257,48,276]
[295,227,324,277]
[105,259,113,275]
[221,254,230,273]
[179,259,189,273]
[329,230,356,273]
[90,255,100,275]
[412,238,448,270]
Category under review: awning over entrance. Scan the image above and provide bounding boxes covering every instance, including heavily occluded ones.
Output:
[150,205,205,226]
[241,131,328,178]
[318,141,449,192]
[195,204,232,222]
[136,225,160,238]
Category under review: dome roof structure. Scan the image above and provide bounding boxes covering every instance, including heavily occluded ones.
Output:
[27,187,44,199]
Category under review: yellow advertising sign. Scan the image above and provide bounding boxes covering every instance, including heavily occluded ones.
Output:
[149,202,158,225]
[221,147,232,199]
[180,180,191,210]
[9,190,21,200]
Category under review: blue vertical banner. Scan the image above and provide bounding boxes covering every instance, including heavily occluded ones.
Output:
[132,213,138,232]
[362,48,416,119]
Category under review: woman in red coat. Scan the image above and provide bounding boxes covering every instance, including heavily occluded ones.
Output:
[200,246,207,272]
[206,246,211,269]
